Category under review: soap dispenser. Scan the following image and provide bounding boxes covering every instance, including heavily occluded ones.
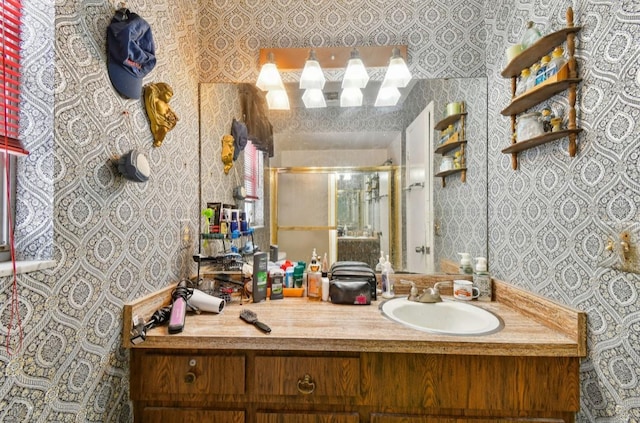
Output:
[307,249,322,300]
[458,253,473,275]
[473,257,492,302]
[309,248,320,272]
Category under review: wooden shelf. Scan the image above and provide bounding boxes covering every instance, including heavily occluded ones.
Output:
[502,27,582,78]
[501,7,581,170]
[435,167,466,188]
[501,128,583,154]
[434,112,467,131]
[501,78,582,116]
[435,139,467,155]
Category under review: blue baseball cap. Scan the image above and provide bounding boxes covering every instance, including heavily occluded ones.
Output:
[107,9,156,99]
[231,118,248,161]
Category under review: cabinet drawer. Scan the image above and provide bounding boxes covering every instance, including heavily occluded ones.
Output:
[257,412,359,423]
[254,355,360,397]
[371,416,565,423]
[133,352,245,399]
[143,407,245,423]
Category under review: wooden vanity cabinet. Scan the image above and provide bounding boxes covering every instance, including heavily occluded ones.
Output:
[129,349,579,423]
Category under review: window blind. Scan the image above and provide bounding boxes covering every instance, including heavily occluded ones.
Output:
[244,141,259,200]
[1,0,28,156]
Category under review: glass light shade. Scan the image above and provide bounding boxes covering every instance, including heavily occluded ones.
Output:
[374,85,401,107]
[302,89,326,108]
[256,63,284,91]
[340,87,363,107]
[383,56,412,88]
[266,89,290,110]
[342,57,369,89]
[300,59,325,90]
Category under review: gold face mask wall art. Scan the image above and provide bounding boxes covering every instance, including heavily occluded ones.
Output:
[144,82,179,147]
[221,134,235,174]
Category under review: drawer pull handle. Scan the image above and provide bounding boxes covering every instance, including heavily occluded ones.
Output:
[184,372,197,384]
[297,374,315,395]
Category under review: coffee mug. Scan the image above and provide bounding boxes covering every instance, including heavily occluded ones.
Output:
[453,280,479,301]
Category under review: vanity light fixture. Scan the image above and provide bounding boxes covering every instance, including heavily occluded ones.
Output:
[299,49,325,90]
[266,89,290,110]
[374,82,402,107]
[256,52,285,91]
[381,47,412,88]
[342,48,369,89]
[340,87,363,107]
[302,88,326,108]
[257,46,408,108]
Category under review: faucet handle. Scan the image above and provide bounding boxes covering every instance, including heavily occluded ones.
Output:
[400,280,418,301]
[433,281,452,292]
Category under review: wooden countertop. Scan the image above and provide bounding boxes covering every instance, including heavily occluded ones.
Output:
[123,277,586,357]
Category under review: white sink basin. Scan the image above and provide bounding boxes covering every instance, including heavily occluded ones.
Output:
[380,297,503,336]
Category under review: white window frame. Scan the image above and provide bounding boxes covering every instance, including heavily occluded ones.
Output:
[244,141,264,228]
[0,152,17,262]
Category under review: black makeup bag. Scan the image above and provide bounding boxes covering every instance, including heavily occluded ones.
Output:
[329,262,377,300]
[329,280,371,305]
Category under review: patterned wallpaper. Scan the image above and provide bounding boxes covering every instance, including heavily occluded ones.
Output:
[485,0,640,421]
[0,0,637,421]
[198,0,487,82]
[2,0,203,420]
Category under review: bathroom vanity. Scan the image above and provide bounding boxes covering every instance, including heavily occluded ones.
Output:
[123,277,585,423]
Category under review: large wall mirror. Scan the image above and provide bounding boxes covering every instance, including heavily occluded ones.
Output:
[199,77,487,273]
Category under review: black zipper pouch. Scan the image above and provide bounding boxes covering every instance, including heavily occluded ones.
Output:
[329,280,371,305]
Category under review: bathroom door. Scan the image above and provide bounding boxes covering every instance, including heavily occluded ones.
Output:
[405,102,435,273]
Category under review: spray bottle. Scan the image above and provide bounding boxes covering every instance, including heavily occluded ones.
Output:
[473,257,492,302]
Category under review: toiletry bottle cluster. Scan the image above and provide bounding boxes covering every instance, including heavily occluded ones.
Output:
[515,46,567,97]
[459,252,492,302]
[266,248,330,302]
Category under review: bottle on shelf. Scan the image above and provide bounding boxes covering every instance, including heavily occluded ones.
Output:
[546,46,567,78]
[520,21,542,50]
[540,108,554,132]
[535,55,551,85]
[526,64,538,91]
[516,68,531,96]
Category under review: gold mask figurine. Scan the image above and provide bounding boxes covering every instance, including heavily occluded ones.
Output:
[144,82,179,147]
[221,134,235,174]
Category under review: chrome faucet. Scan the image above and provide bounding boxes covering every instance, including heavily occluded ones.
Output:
[402,280,452,303]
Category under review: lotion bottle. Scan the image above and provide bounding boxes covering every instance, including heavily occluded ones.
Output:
[473,257,492,302]
[381,258,395,299]
[458,253,473,275]
[321,252,330,302]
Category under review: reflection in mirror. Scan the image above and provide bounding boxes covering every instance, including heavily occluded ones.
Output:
[270,166,399,270]
[199,78,487,272]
